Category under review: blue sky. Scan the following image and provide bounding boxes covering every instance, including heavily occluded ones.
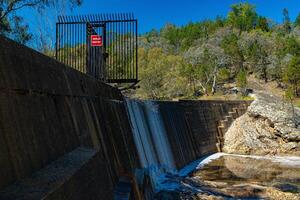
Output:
[66,0,300,33]
[19,0,300,37]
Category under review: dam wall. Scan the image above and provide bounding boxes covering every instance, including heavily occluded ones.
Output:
[0,36,140,199]
[126,99,250,170]
[0,36,251,199]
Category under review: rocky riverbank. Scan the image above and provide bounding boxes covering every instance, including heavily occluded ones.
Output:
[223,91,300,155]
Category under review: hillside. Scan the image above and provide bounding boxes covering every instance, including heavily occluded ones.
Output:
[131,3,300,104]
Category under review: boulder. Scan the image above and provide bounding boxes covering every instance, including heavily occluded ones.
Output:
[223,91,300,155]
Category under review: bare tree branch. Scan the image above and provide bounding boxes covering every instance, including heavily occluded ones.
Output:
[0,0,43,20]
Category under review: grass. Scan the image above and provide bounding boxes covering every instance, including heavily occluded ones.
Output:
[240,96,255,101]
[198,92,255,101]
[294,98,300,108]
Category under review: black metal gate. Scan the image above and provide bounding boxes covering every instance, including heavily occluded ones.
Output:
[55,13,138,83]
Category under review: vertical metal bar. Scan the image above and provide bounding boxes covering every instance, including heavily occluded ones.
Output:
[120,20,122,80]
[135,20,138,81]
[103,23,107,81]
[124,20,127,80]
[74,22,77,70]
[63,23,66,65]
[107,22,109,80]
[72,22,74,68]
[80,23,82,72]
[109,22,112,80]
[107,22,110,80]
[82,23,84,73]
[70,21,72,68]
[118,19,121,80]
[127,20,130,79]
[114,21,116,80]
[55,23,58,60]
[86,23,89,75]
[72,21,75,69]
[58,24,61,62]
[68,23,71,67]
[70,22,72,67]
[129,21,131,79]
[112,22,116,79]
[76,23,79,70]
[80,23,85,73]
[116,15,118,80]
[127,21,129,79]
[120,16,123,80]
[126,20,128,80]
[131,20,133,79]
[123,20,126,79]
[132,20,135,80]
[66,23,69,66]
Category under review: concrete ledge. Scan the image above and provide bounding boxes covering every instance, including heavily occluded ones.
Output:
[0,147,114,200]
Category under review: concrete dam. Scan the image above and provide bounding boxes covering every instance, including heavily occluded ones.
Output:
[0,36,250,199]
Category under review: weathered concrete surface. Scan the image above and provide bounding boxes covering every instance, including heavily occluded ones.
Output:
[160,100,251,169]
[0,147,113,200]
[0,35,254,199]
[0,36,139,198]
[126,99,250,170]
[223,92,300,155]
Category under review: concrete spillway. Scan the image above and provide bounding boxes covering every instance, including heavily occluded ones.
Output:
[126,99,175,170]
[0,36,251,199]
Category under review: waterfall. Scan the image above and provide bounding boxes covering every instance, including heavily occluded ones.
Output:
[125,99,175,170]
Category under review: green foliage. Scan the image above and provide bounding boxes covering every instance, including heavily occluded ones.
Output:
[160,18,225,51]
[218,68,231,82]
[236,69,247,89]
[227,3,258,32]
[283,8,292,33]
[283,36,300,56]
[283,56,300,96]
[257,16,269,31]
[295,13,300,27]
[136,47,190,99]
[221,33,244,73]
[131,3,300,99]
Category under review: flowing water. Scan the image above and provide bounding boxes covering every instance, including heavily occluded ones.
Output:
[125,99,300,199]
[185,153,300,199]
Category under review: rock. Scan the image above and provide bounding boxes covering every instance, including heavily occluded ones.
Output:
[282,142,298,151]
[284,133,300,142]
[223,91,300,155]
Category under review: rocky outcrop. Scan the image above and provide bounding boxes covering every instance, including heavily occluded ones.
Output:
[223,92,300,155]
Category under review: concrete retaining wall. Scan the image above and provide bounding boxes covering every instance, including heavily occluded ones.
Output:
[0,36,139,198]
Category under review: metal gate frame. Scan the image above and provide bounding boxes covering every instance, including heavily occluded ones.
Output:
[55,13,138,83]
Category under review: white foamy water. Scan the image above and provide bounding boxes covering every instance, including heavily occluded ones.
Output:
[196,153,300,169]
[126,99,175,170]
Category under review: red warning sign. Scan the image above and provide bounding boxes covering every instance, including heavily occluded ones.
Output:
[91,35,103,46]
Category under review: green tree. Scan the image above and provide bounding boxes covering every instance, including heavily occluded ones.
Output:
[284,36,300,56]
[236,69,247,95]
[294,13,300,27]
[160,23,179,46]
[283,8,292,33]
[227,3,258,33]
[221,33,244,74]
[283,56,300,97]
[285,86,297,126]
[257,16,269,31]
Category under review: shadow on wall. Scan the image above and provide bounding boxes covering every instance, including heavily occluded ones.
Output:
[0,36,140,200]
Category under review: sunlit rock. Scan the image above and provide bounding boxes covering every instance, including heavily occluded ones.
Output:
[223,91,300,155]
